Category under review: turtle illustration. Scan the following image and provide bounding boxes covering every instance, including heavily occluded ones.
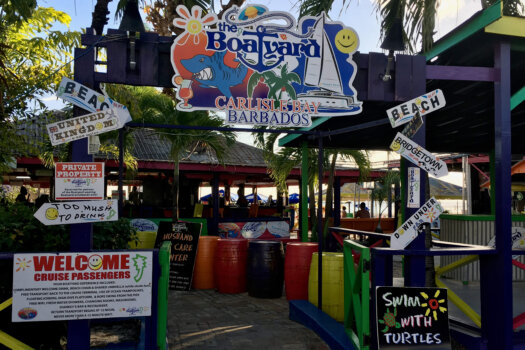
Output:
[378,307,401,333]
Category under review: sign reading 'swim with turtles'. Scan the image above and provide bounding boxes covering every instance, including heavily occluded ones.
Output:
[170,4,362,128]
[376,286,451,349]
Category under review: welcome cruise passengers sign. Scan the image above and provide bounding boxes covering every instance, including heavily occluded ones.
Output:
[170,4,363,127]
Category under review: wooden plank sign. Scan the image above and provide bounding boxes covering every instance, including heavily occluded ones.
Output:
[376,286,451,349]
[34,200,118,225]
[155,221,202,291]
[57,77,132,124]
[386,89,446,128]
[401,112,423,138]
[46,108,124,146]
[390,133,448,178]
[407,167,420,208]
[391,197,444,249]
[55,162,104,200]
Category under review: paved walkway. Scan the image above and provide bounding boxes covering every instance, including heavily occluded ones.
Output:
[167,290,330,350]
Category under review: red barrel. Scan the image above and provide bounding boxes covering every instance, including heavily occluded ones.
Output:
[284,242,318,300]
[214,238,248,293]
[192,236,219,290]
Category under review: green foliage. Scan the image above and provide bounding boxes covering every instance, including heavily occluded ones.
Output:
[371,170,400,218]
[0,203,137,252]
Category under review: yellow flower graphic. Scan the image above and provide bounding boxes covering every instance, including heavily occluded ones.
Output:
[173,5,217,46]
[420,290,447,321]
[15,257,32,272]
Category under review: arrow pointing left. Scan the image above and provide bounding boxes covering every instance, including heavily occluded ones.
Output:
[34,200,118,225]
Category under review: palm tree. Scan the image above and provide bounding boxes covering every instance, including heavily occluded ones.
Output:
[370,170,400,232]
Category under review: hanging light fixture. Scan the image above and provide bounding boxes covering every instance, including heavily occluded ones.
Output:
[380,18,405,82]
[118,0,145,70]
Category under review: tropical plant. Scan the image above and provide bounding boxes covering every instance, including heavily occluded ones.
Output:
[371,170,400,232]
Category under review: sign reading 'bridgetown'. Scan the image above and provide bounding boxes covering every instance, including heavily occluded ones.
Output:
[390,133,448,178]
[171,4,362,127]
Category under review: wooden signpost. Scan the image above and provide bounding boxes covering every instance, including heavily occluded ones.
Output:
[155,221,202,291]
[34,200,118,225]
[376,286,451,349]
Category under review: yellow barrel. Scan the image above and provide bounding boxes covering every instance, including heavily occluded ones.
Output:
[129,231,157,249]
[308,252,344,322]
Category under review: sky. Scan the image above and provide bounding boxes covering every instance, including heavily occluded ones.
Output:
[36,0,482,187]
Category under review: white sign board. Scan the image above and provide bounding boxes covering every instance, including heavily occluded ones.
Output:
[487,226,525,259]
[386,89,446,128]
[12,252,152,322]
[390,133,448,178]
[55,162,104,200]
[57,77,131,124]
[407,167,420,208]
[34,200,118,225]
[47,108,124,146]
[391,197,444,249]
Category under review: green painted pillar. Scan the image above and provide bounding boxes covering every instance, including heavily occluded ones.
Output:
[301,142,309,242]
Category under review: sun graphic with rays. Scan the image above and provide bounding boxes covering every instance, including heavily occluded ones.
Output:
[420,290,447,321]
[15,257,32,272]
[173,5,217,46]
[423,208,438,223]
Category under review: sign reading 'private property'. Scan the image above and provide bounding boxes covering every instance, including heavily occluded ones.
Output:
[390,133,448,178]
[387,90,446,128]
[391,197,444,249]
[55,162,104,200]
[47,108,123,146]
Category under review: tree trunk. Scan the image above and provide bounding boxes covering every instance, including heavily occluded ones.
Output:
[309,179,317,241]
[172,159,180,222]
[91,0,113,35]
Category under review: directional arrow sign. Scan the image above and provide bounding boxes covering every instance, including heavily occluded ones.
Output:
[390,132,448,177]
[46,108,124,146]
[386,89,446,128]
[57,77,131,125]
[34,200,118,225]
[391,197,444,249]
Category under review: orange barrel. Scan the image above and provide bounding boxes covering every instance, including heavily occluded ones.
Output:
[192,236,219,290]
[308,252,344,321]
[284,242,318,300]
[247,240,285,298]
[214,238,248,293]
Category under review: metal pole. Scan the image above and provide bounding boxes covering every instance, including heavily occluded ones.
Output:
[118,128,125,215]
[317,135,324,310]
[301,142,309,242]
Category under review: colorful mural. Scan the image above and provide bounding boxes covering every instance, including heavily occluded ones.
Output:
[171,5,362,127]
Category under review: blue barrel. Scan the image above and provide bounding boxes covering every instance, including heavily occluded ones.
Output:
[247,240,284,298]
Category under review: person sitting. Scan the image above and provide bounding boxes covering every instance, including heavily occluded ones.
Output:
[236,185,248,207]
[355,202,370,218]
[16,186,29,204]
[342,206,348,218]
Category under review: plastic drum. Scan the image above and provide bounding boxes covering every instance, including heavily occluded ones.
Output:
[214,238,248,293]
[247,240,284,298]
[284,242,318,300]
[308,252,344,321]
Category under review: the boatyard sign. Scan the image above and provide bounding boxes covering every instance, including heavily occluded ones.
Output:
[57,77,131,124]
[390,133,448,178]
[391,197,444,249]
[387,89,446,128]
[55,162,104,200]
[171,4,362,127]
[12,252,152,322]
[34,200,118,225]
[47,108,124,146]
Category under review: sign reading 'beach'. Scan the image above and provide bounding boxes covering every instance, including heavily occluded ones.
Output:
[171,4,362,127]
[390,133,448,178]
[387,90,446,128]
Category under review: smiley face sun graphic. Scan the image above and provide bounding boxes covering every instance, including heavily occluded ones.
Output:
[88,254,103,270]
[45,207,59,220]
[335,28,358,54]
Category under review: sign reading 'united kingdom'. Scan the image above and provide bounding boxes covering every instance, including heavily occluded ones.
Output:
[170,4,363,127]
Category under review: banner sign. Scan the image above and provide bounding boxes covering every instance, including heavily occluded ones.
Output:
[390,133,448,178]
[376,286,450,349]
[401,112,423,138]
[407,167,420,208]
[55,162,104,200]
[57,77,131,124]
[219,220,290,239]
[12,251,153,322]
[387,89,446,128]
[487,226,525,258]
[391,197,444,249]
[170,4,362,128]
[47,108,125,146]
[155,221,202,290]
[34,200,118,225]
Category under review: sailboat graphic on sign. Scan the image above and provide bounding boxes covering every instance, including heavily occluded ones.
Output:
[297,14,361,112]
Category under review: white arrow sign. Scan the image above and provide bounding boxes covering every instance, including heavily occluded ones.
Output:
[386,89,446,128]
[391,197,444,249]
[57,77,131,125]
[46,108,125,146]
[34,200,118,225]
[390,132,448,178]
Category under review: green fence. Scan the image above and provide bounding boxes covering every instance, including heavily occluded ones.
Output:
[343,239,371,350]
[157,241,171,350]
